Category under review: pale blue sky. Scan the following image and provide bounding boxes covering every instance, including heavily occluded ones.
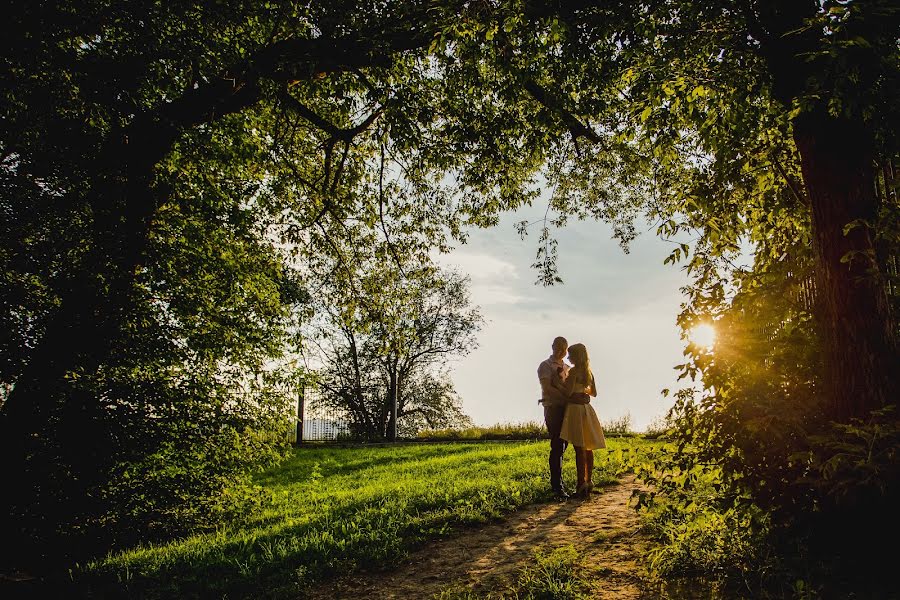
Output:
[438,200,694,432]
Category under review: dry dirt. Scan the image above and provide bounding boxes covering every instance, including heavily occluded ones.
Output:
[304,475,658,599]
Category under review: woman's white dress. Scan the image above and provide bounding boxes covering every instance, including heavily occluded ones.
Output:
[559,380,606,450]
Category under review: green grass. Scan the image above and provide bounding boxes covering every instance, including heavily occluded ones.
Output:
[436,545,593,600]
[77,439,655,599]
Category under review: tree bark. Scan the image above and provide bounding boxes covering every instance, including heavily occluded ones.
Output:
[792,111,899,421]
[0,116,193,459]
[386,361,398,441]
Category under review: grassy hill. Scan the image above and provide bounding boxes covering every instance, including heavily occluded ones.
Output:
[75,439,655,599]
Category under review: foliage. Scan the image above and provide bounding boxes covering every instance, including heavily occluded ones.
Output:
[417,421,548,441]
[601,412,634,437]
[633,442,775,584]
[396,372,475,436]
[631,237,833,587]
[0,0,540,566]
[306,264,481,439]
[0,160,301,562]
[3,1,899,586]
[635,396,900,594]
[73,440,645,599]
[642,157,898,593]
[806,406,900,505]
[98,417,287,543]
[534,1,900,592]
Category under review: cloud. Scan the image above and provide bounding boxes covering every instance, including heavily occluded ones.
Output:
[443,209,687,319]
[444,251,519,282]
[438,250,528,307]
[440,203,694,432]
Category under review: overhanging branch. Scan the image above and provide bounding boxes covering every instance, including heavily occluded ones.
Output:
[523,80,602,144]
[279,91,384,142]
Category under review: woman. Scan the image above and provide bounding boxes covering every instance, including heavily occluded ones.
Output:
[559,343,606,498]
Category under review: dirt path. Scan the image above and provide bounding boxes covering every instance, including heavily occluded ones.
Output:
[305,475,654,599]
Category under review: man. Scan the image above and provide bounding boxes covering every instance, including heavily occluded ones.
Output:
[538,336,571,499]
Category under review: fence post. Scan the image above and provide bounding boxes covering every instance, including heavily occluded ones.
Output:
[387,370,398,441]
[296,384,305,445]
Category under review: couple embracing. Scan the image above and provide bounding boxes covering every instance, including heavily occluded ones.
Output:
[538,336,606,499]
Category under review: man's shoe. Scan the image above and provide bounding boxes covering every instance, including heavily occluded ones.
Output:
[551,487,570,500]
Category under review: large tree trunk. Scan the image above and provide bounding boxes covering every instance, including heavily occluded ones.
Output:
[0,124,173,569]
[1,137,161,439]
[793,111,899,421]
[0,235,148,568]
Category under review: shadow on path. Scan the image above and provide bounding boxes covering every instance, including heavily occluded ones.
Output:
[304,476,657,600]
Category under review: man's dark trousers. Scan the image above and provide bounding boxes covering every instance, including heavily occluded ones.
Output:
[543,404,567,491]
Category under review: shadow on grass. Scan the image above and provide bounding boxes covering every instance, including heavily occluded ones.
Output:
[18,440,638,600]
[60,443,558,599]
[69,484,560,599]
[255,443,495,486]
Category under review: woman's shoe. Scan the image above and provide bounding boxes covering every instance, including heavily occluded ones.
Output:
[575,482,589,498]
[586,480,595,494]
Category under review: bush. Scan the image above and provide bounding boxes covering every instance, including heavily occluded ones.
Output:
[601,412,633,436]
[0,164,304,570]
[99,416,290,543]
[643,414,671,439]
[416,421,547,441]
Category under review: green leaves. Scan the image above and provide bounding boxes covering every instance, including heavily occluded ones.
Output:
[663,242,691,266]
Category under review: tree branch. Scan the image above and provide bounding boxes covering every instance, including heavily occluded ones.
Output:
[773,157,809,208]
[378,141,408,278]
[523,80,602,144]
[279,92,384,143]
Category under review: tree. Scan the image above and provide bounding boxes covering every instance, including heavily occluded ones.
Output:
[0,1,452,563]
[0,118,305,562]
[307,262,481,440]
[690,1,897,419]
[0,1,423,463]
[432,0,898,422]
[0,0,557,463]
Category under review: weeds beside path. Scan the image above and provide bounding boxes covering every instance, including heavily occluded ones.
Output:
[305,475,653,600]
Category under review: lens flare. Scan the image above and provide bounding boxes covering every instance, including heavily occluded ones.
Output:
[689,323,716,349]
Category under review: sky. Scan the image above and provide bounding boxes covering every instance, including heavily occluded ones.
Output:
[436,200,695,433]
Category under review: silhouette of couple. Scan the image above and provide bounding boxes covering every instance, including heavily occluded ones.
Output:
[537,336,606,499]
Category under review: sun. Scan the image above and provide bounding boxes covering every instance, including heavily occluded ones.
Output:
[688,323,716,350]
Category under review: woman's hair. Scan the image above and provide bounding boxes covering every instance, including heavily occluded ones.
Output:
[568,343,594,388]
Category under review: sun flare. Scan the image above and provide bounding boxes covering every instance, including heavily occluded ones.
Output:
[689,323,716,349]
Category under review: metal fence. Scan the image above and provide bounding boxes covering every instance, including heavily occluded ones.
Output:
[291,384,353,443]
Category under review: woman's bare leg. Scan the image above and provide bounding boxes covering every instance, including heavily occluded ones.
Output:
[585,449,594,490]
[574,446,585,491]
